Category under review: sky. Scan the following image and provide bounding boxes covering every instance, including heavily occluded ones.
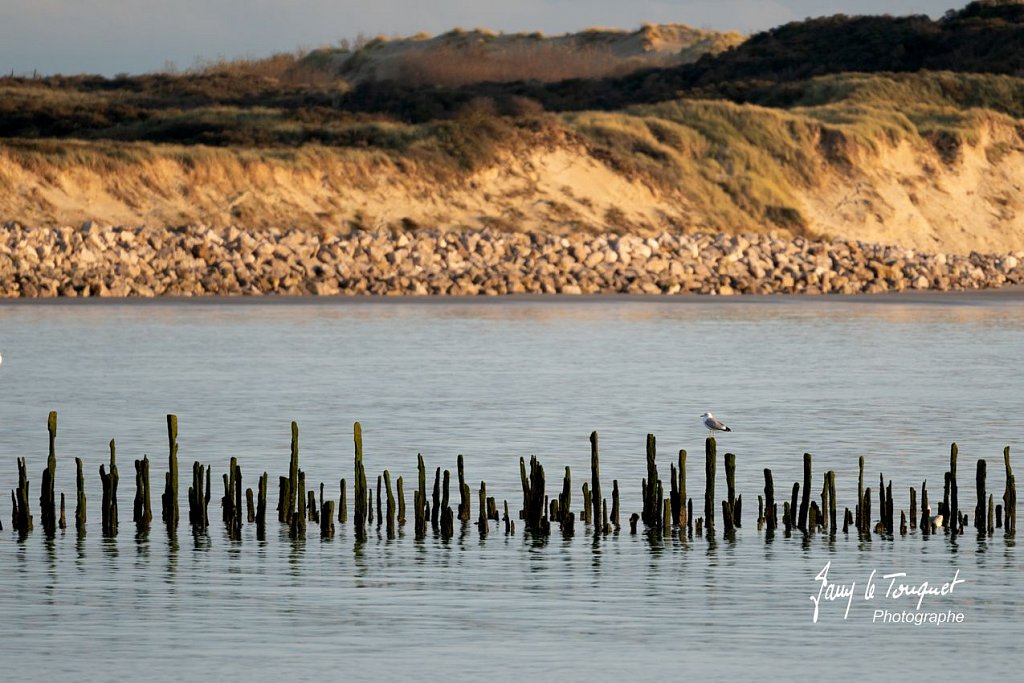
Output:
[0,1,966,76]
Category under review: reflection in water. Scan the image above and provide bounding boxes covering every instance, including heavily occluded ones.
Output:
[0,297,1021,680]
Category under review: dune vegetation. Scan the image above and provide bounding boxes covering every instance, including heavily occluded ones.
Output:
[3,1,1024,254]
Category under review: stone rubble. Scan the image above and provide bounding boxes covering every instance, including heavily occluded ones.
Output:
[1,222,1021,297]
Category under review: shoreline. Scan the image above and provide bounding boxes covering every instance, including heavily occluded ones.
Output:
[2,223,1022,300]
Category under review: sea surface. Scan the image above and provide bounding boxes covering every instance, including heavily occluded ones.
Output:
[0,292,1021,680]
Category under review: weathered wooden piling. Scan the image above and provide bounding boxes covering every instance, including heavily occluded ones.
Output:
[520,455,547,534]
[74,457,86,533]
[910,487,917,530]
[725,452,737,530]
[798,453,811,533]
[629,512,639,534]
[503,499,511,534]
[704,437,716,531]
[643,434,660,528]
[40,411,58,535]
[393,476,403,526]
[256,472,268,539]
[557,466,573,528]
[862,487,872,536]
[996,504,1003,529]
[353,423,367,541]
[246,488,255,523]
[375,475,382,528]
[920,481,930,536]
[441,469,454,538]
[384,470,396,539]
[884,479,893,535]
[789,483,799,531]
[291,469,306,538]
[99,440,119,536]
[842,507,852,533]
[988,494,994,535]
[478,481,489,536]
[611,480,620,527]
[59,493,66,530]
[677,450,687,527]
[783,501,792,533]
[686,498,693,536]
[308,488,318,524]
[321,495,335,538]
[828,471,837,533]
[453,454,469,523]
[412,454,426,538]
[338,479,347,524]
[856,455,864,533]
[1003,447,1016,533]
[764,468,776,532]
[590,431,602,528]
[975,460,987,533]
[809,502,819,532]
[133,455,152,531]
[431,467,441,531]
[900,510,908,535]
[190,462,208,531]
[602,498,610,534]
[162,414,179,530]
[949,443,959,536]
[581,482,590,525]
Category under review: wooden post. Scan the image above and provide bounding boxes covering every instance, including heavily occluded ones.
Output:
[910,487,917,530]
[725,452,737,530]
[590,431,602,528]
[58,493,66,530]
[949,443,959,537]
[1003,447,1016,534]
[764,468,776,532]
[988,494,994,535]
[339,478,347,524]
[134,456,152,531]
[162,414,179,530]
[40,411,58,535]
[920,481,930,536]
[415,454,427,538]
[478,481,489,536]
[354,422,367,542]
[376,475,382,528]
[677,450,687,527]
[975,460,986,532]
[611,480,620,527]
[900,510,908,535]
[863,487,872,535]
[441,469,453,538]
[457,454,470,523]
[789,483,799,531]
[385,470,396,539]
[798,453,811,533]
[100,440,119,536]
[256,472,268,540]
[783,501,792,533]
[704,437,716,531]
[521,456,546,533]
[856,455,864,533]
[431,467,441,531]
[246,488,255,523]
[559,467,572,526]
[828,471,837,533]
[645,434,659,528]
[75,457,86,533]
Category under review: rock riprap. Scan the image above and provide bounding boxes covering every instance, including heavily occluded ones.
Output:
[0,222,1021,297]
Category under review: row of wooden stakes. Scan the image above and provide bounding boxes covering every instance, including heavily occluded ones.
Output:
[5,412,1018,542]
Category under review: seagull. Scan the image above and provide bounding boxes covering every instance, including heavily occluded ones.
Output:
[701,412,731,438]
[926,506,944,530]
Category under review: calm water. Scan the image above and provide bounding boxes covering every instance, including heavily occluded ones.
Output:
[1,293,1022,680]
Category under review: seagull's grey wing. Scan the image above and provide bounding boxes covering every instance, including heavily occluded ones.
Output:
[704,416,728,430]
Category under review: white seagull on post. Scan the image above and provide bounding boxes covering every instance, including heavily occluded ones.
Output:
[701,412,731,438]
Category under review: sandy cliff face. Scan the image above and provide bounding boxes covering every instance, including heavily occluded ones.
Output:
[2,118,1023,255]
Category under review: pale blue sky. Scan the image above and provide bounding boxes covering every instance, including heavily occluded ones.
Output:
[1,1,962,76]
